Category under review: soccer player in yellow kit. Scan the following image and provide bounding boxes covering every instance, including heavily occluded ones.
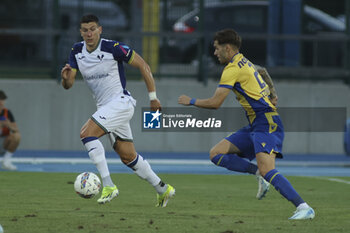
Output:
[179,29,315,220]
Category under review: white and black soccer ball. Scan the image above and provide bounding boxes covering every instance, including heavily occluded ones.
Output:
[74,172,101,199]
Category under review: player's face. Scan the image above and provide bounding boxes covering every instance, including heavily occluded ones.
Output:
[213,40,229,64]
[80,22,102,51]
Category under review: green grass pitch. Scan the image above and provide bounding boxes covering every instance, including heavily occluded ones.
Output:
[0,172,349,233]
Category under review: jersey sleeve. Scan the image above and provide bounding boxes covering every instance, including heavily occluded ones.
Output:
[111,41,135,64]
[68,42,83,70]
[218,66,237,89]
[69,49,78,69]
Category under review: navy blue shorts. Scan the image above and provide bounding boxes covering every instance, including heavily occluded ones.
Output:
[225,112,284,161]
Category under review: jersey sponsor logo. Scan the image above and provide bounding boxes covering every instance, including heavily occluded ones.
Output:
[143,110,162,129]
[84,73,109,81]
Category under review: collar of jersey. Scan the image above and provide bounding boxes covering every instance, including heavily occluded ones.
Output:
[85,38,102,54]
[230,52,240,63]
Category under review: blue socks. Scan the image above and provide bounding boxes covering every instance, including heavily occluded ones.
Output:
[211,154,305,207]
[264,169,304,207]
[211,154,258,174]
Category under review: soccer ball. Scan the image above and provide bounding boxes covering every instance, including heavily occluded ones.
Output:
[74,172,101,198]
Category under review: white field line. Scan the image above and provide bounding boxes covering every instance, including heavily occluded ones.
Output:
[310,176,350,185]
[3,158,212,165]
[0,158,349,167]
[324,178,350,185]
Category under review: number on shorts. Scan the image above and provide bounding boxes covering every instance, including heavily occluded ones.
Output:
[264,111,279,133]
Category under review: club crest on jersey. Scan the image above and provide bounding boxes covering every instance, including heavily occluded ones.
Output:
[97,54,104,61]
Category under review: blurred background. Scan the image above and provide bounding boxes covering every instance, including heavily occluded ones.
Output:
[1,0,350,81]
[0,0,350,156]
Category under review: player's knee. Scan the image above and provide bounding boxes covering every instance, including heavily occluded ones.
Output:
[209,147,220,160]
[80,125,92,139]
[80,130,89,139]
[256,152,276,176]
[7,132,21,145]
[11,132,21,142]
[15,132,21,142]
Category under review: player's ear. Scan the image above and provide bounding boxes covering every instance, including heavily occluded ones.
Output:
[98,25,102,34]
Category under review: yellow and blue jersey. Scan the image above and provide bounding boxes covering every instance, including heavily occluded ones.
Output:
[219,53,276,124]
[220,53,284,158]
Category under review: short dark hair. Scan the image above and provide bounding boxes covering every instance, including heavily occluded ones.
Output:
[0,90,7,100]
[80,14,99,25]
[214,29,241,50]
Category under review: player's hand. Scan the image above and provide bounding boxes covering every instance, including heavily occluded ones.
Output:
[178,95,191,106]
[61,64,72,80]
[150,99,161,111]
[270,95,278,106]
[61,64,75,89]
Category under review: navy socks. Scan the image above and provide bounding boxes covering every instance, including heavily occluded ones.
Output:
[211,154,258,174]
[211,154,305,207]
[264,169,304,207]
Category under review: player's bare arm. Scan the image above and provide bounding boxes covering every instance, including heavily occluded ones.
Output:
[61,64,77,89]
[130,52,161,111]
[178,87,230,109]
[255,65,278,106]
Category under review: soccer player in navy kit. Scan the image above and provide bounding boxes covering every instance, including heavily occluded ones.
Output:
[178,29,315,219]
[61,15,174,206]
